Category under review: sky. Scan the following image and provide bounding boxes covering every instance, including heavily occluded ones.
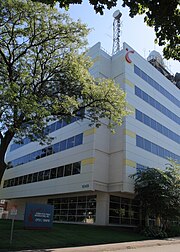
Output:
[63,1,179,75]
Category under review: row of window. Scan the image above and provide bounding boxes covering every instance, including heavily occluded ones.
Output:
[48,195,96,223]
[134,65,180,108]
[109,195,140,226]
[136,135,180,163]
[7,133,83,169]
[135,86,180,125]
[10,116,81,152]
[3,161,81,188]
[135,109,180,144]
[136,163,149,171]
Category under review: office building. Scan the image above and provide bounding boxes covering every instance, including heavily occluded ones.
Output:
[0,42,179,225]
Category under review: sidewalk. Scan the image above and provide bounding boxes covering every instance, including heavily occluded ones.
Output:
[49,237,180,252]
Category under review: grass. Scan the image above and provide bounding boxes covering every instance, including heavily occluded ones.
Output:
[0,219,147,251]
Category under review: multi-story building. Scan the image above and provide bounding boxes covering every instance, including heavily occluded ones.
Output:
[0,42,179,226]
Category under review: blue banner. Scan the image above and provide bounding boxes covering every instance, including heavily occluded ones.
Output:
[24,203,54,229]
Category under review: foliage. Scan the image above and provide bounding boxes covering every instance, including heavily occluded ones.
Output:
[166,224,180,237]
[131,161,180,227]
[122,1,180,61]
[0,0,128,182]
[34,0,180,61]
[141,226,168,239]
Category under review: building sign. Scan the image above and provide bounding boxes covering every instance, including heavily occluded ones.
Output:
[24,203,54,229]
[10,206,18,216]
[125,48,134,63]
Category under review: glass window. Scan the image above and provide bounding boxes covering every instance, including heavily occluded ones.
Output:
[60,140,67,151]
[64,164,72,176]
[50,168,57,179]
[41,148,47,158]
[62,119,67,127]
[53,143,60,153]
[75,134,83,146]
[49,123,56,133]
[46,146,53,156]
[14,177,19,186]
[18,176,23,185]
[149,96,155,106]
[135,86,141,97]
[141,71,147,81]
[38,171,44,181]
[57,166,64,177]
[44,169,50,180]
[135,110,142,121]
[35,150,42,160]
[67,137,75,149]
[144,139,151,151]
[27,174,33,183]
[136,135,143,148]
[151,143,158,155]
[22,175,28,184]
[72,162,81,175]
[32,172,38,182]
[56,120,62,130]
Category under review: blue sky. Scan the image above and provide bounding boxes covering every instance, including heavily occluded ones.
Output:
[65,1,179,75]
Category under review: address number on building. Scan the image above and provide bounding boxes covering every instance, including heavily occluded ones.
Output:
[82,184,90,188]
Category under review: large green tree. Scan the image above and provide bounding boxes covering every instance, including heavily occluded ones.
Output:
[132,161,180,228]
[0,0,128,182]
[35,0,180,61]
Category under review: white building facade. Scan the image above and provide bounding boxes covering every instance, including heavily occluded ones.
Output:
[0,42,179,226]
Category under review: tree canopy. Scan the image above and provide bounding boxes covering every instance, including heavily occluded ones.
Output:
[34,0,180,61]
[0,0,128,182]
[131,161,180,227]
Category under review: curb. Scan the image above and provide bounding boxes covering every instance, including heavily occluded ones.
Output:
[48,238,180,252]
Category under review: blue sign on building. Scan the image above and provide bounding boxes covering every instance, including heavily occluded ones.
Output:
[24,203,54,229]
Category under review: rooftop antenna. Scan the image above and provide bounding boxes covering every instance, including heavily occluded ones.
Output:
[112,10,122,55]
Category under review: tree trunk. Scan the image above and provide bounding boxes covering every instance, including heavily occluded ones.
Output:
[0,160,7,184]
[155,215,161,227]
[0,130,14,183]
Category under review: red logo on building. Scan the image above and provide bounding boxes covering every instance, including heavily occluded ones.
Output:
[125,48,134,63]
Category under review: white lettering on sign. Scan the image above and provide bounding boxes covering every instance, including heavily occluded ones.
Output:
[10,207,17,216]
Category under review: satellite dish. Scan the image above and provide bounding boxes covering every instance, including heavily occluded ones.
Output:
[113,10,122,19]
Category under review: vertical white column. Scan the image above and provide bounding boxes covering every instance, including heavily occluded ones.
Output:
[95,192,109,225]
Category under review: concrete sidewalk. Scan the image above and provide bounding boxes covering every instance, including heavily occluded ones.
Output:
[26,237,180,252]
[50,237,180,252]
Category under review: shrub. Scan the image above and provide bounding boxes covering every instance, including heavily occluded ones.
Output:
[166,225,180,237]
[141,226,168,239]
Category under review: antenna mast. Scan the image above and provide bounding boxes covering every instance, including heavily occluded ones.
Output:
[112,10,122,55]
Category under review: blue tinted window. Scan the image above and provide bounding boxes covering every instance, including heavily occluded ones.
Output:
[134,65,180,108]
[60,140,67,151]
[135,87,180,125]
[67,137,75,149]
[135,86,141,97]
[135,110,142,121]
[136,109,180,144]
[56,120,62,130]
[10,116,81,152]
[8,133,84,168]
[75,133,83,145]
[136,135,180,163]
[53,143,60,153]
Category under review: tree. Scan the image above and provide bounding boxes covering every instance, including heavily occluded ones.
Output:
[0,0,128,182]
[131,161,180,228]
[34,0,180,61]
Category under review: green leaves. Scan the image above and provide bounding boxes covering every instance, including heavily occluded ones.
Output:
[0,0,128,182]
[122,0,180,61]
[131,161,180,224]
